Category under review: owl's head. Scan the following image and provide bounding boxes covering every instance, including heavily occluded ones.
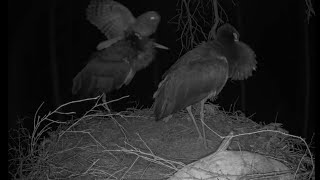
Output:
[131,11,161,37]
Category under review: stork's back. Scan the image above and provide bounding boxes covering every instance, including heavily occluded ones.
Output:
[153,42,229,120]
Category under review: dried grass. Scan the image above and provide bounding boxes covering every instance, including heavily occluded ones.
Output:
[8,95,315,179]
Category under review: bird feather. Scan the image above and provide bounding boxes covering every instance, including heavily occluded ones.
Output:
[72,33,156,98]
[86,0,136,39]
[153,23,257,121]
[153,41,228,120]
[72,58,131,98]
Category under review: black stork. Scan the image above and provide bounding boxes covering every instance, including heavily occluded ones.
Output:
[72,0,167,100]
[153,23,257,147]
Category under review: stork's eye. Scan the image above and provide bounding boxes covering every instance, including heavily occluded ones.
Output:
[146,12,160,22]
[149,15,159,21]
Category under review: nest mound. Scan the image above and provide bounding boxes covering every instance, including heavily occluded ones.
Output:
[8,97,314,179]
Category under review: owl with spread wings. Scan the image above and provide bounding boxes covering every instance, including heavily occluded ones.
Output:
[72,0,167,98]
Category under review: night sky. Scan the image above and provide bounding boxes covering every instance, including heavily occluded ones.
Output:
[8,0,316,142]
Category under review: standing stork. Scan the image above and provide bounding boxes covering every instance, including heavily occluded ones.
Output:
[153,23,257,147]
[72,0,167,101]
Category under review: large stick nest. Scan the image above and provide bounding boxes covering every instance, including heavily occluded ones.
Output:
[8,96,315,179]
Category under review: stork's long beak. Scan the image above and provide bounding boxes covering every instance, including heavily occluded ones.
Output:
[153,42,169,50]
[96,36,123,51]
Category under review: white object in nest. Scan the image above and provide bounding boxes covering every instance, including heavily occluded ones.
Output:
[169,132,293,180]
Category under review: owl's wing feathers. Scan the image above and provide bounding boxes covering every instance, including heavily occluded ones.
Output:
[86,0,136,39]
[72,53,132,98]
[130,39,156,71]
[93,39,138,62]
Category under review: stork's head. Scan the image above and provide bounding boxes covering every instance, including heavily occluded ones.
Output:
[132,11,161,37]
[216,24,240,45]
[216,23,257,80]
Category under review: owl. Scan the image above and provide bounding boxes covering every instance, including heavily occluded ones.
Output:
[72,0,167,98]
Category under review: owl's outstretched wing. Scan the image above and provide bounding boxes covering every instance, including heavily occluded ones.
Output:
[86,0,136,39]
[72,52,133,98]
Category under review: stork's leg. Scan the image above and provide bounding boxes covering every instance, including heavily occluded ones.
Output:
[186,106,203,142]
[200,99,208,148]
[102,93,111,113]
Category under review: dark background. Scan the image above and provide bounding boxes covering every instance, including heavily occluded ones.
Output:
[8,0,316,142]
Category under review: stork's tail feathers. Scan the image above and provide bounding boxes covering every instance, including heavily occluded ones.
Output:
[152,76,170,121]
[152,102,161,121]
[153,92,166,121]
[72,72,82,95]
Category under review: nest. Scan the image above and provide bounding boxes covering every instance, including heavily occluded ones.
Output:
[8,95,315,180]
